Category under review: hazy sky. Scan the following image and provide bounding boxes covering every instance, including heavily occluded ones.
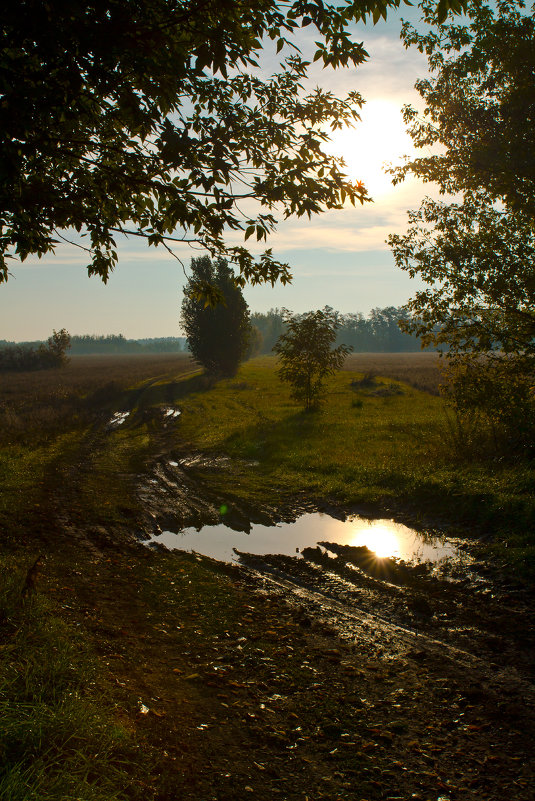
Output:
[1,10,434,341]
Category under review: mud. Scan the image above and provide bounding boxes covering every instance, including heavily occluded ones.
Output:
[138,453,307,534]
[235,546,535,680]
[140,455,535,690]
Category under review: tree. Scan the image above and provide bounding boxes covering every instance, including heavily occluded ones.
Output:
[181,256,251,377]
[389,0,535,452]
[250,309,287,354]
[1,0,465,291]
[368,306,420,352]
[0,328,71,371]
[389,194,535,358]
[274,308,351,410]
[394,0,535,218]
[42,328,72,367]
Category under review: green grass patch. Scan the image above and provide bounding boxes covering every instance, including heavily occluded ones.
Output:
[170,357,535,572]
[0,559,141,801]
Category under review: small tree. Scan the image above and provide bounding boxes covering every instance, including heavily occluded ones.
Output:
[40,328,71,367]
[274,308,351,411]
[181,256,251,377]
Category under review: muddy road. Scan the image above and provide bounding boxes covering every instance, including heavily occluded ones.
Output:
[141,453,535,685]
[43,439,535,800]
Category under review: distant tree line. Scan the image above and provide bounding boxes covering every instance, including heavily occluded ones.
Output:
[0,335,187,355]
[1,306,430,365]
[251,306,431,354]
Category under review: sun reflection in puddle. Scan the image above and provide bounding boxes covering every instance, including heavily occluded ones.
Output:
[350,524,400,559]
[346,518,456,563]
[147,512,458,566]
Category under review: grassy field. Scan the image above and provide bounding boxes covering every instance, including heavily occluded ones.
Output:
[0,353,195,444]
[1,352,534,800]
[1,351,533,547]
[342,351,444,395]
[166,356,534,546]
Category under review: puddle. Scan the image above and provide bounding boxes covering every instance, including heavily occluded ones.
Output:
[147,513,459,566]
[108,411,130,428]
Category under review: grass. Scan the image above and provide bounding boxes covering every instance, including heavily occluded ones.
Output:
[0,353,195,446]
[173,357,535,541]
[0,354,197,535]
[2,352,534,566]
[0,559,143,801]
[1,351,534,563]
[343,351,444,395]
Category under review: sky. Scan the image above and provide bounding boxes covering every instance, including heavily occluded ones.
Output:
[1,9,435,341]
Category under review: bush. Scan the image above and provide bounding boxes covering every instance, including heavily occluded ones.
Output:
[0,330,71,372]
[441,355,535,458]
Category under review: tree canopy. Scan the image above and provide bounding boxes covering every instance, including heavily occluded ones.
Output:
[394,0,535,218]
[1,0,465,290]
[181,256,251,377]
[390,0,535,355]
[389,193,535,358]
[390,0,535,453]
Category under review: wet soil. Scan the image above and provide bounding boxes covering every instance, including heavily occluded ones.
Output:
[134,453,535,799]
[18,432,535,801]
[44,537,535,801]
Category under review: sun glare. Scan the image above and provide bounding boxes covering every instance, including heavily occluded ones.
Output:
[324,99,415,198]
[350,523,401,559]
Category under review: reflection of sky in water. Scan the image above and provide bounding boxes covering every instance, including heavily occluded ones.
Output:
[147,513,457,565]
[108,411,130,428]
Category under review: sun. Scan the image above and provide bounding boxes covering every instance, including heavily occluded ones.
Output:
[324,99,415,198]
[350,523,401,559]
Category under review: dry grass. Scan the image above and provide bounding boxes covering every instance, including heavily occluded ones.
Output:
[342,352,445,395]
[0,353,195,444]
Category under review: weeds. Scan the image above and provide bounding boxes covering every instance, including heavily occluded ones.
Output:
[0,560,139,801]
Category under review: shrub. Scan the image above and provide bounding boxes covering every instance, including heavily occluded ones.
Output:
[274,308,351,411]
[0,330,71,372]
[441,355,535,458]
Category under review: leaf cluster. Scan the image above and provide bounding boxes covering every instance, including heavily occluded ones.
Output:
[394,0,535,217]
[389,193,535,357]
[1,0,465,286]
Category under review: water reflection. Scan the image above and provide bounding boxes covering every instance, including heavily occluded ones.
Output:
[147,513,457,565]
[351,524,400,559]
[348,519,455,563]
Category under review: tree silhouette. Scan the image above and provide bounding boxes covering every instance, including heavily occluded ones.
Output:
[181,257,251,377]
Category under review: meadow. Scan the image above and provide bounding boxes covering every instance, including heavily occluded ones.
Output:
[342,351,443,394]
[0,353,194,444]
[1,351,532,544]
[1,352,534,800]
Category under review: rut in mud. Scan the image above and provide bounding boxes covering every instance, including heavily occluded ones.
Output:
[141,455,535,686]
[31,434,535,801]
